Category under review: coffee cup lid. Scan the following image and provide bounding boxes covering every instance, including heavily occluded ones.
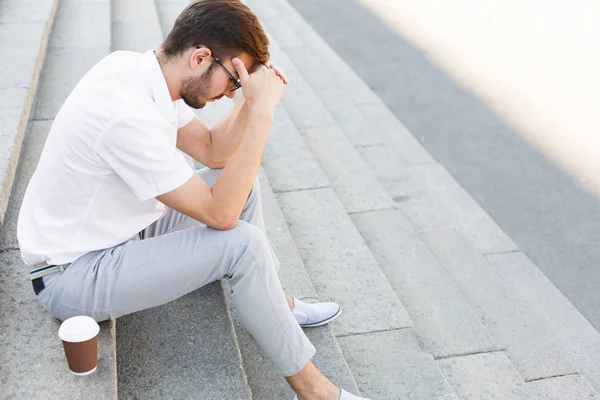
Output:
[58,316,100,343]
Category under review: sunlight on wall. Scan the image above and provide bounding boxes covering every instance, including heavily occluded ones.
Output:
[361,0,600,195]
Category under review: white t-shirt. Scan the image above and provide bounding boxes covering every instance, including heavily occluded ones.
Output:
[17,50,196,266]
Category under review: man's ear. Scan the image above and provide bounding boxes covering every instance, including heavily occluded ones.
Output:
[247,61,262,74]
[190,46,212,70]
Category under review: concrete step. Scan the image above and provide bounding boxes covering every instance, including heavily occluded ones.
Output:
[33,0,111,121]
[258,32,413,341]
[438,351,599,400]
[486,251,600,392]
[438,351,538,400]
[155,0,188,38]
[153,6,349,396]
[117,281,252,400]
[247,0,600,397]
[112,2,251,398]
[527,375,599,400]
[0,0,58,225]
[420,230,582,383]
[249,0,462,397]
[252,0,517,257]
[0,1,117,397]
[351,209,499,359]
[225,169,359,399]
[111,0,162,53]
[0,123,117,399]
[339,329,458,400]
[275,185,413,336]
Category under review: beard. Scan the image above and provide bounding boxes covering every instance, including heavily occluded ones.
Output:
[180,65,216,109]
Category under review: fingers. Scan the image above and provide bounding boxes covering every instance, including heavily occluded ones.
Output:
[264,62,289,84]
[276,69,289,84]
[232,58,250,84]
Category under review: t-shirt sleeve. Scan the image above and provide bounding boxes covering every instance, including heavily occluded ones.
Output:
[97,115,193,201]
[176,100,196,129]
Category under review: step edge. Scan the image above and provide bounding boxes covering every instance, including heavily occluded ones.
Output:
[0,0,59,225]
[228,168,361,396]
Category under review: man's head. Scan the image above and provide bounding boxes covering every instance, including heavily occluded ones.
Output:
[158,0,269,108]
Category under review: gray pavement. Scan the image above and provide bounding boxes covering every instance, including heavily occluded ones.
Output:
[3,0,600,398]
[289,0,600,332]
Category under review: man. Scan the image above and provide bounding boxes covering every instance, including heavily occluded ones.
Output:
[17,1,369,399]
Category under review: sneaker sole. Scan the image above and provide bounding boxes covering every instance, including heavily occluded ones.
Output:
[299,307,342,328]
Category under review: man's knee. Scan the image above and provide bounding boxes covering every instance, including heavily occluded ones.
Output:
[231,220,267,249]
[227,221,271,272]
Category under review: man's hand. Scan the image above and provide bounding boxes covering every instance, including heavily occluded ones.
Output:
[232,58,283,117]
[264,61,289,84]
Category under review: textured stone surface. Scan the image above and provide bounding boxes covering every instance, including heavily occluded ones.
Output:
[254,0,341,64]
[262,106,330,192]
[229,297,358,400]
[155,1,188,35]
[277,188,412,335]
[357,144,411,183]
[438,352,535,400]
[0,0,55,224]
[300,125,395,213]
[112,0,161,23]
[0,22,46,89]
[527,375,598,399]
[421,229,576,381]
[376,162,518,254]
[317,89,388,147]
[0,0,56,23]
[356,102,435,165]
[279,75,335,129]
[34,46,109,120]
[111,22,162,53]
[1,121,53,250]
[223,170,359,398]
[352,209,498,358]
[286,47,339,91]
[263,18,304,48]
[253,0,379,104]
[0,107,25,226]
[258,169,315,299]
[116,281,251,400]
[111,0,163,52]
[321,56,381,105]
[246,0,286,21]
[0,250,117,399]
[268,44,301,77]
[293,0,600,334]
[487,252,600,392]
[0,88,28,111]
[339,329,458,400]
[50,0,110,48]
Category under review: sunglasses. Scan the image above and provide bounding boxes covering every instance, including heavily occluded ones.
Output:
[196,46,241,92]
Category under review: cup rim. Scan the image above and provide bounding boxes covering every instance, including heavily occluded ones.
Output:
[58,316,100,343]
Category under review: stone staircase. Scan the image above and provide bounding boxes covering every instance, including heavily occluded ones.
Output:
[1,0,600,399]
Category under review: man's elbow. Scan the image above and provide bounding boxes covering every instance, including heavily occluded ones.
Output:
[207,213,238,230]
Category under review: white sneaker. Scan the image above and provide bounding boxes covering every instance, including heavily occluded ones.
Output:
[292,297,341,328]
[292,388,371,400]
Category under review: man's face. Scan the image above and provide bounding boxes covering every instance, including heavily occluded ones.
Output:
[180,51,255,109]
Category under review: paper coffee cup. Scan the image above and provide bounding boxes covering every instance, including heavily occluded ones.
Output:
[58,316,100,375]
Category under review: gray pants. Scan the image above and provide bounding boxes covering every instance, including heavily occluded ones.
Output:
[37,168,316,376]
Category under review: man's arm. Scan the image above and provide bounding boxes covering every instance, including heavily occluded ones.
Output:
[176,95,248,169]
[176,62,288,168]
[157,61,283,230]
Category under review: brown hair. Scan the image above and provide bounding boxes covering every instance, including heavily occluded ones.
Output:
[161,0,269,63]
